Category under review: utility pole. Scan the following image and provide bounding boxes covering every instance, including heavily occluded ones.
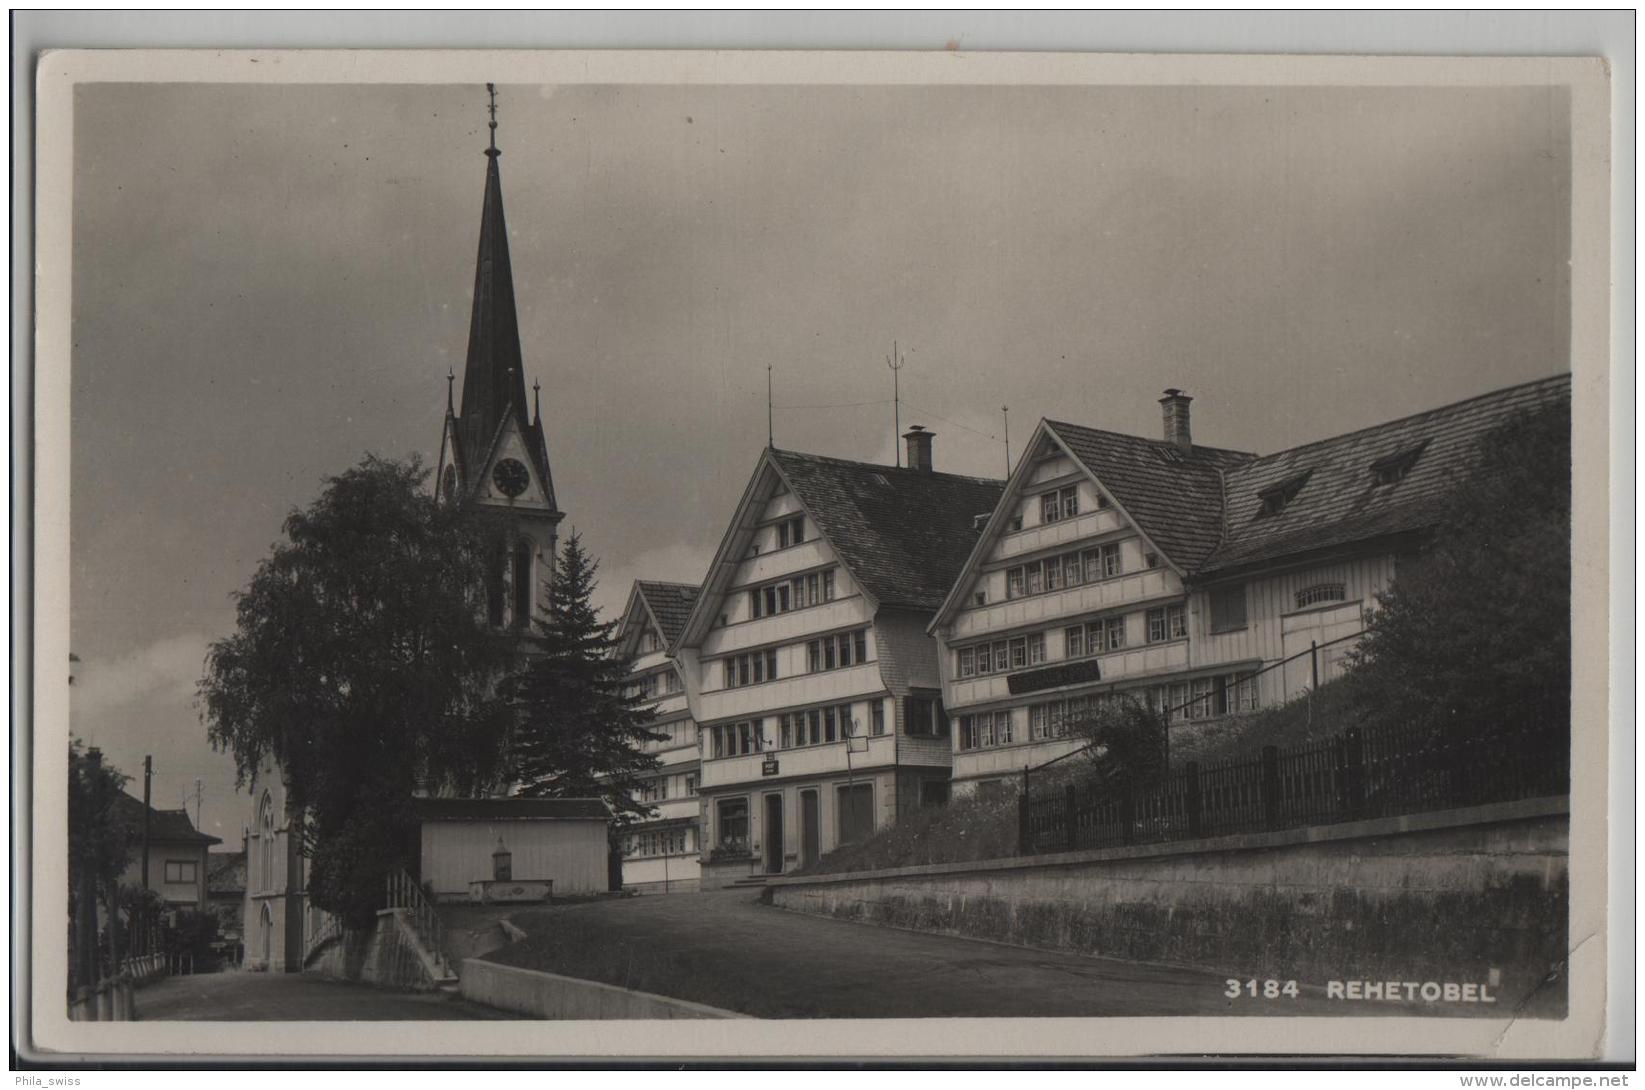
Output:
[140,757,152,893]
[886,341,904,467]
[193,778,202,831]
[766,365,774,449]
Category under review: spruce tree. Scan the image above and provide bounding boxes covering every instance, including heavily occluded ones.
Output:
[511,533,665,817]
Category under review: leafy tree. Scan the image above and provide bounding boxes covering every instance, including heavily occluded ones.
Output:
[68,740,137,985]
[1346,405,1571,737]
[510,533,664,818]
[200,456,520,924]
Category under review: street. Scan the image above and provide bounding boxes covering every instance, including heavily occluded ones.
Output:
[487,888,1402,1018]
[135,968,518,1021]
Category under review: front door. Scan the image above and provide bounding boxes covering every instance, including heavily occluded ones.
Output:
[800,790,819,868]
[763,794,784,874]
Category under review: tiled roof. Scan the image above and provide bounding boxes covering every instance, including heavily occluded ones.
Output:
[1048,375,1571,580]
[1046,422,1254,572]
[413,797,611,822]
[207,851,246,895]
[113,793,222,846]
[1199,374,1571,575]
[770,449,1006,611]
[635,581,701,644]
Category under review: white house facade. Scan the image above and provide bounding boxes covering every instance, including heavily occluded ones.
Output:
[930,376,1573,794]
[674,429,1003,887]
[614,581,705,894]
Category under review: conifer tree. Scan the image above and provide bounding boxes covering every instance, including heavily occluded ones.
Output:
[511,533,665,817]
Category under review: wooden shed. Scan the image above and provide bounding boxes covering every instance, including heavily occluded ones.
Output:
[412,797,611,901]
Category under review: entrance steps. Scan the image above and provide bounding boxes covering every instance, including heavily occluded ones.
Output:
[727,875,770,889]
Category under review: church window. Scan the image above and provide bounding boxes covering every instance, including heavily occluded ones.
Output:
[486,541,507,628]
[511,539,533,628]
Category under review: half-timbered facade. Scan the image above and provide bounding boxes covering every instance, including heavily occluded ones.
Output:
[931,376,1572,793]
[675,429,1003,886]
[614,581,704,893]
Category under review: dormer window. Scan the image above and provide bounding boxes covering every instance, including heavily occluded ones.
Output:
[1370,442,1428,486]
[1295,582,1346,610]
[1256,471,1313,519]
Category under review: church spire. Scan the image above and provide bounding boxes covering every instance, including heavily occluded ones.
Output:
[457,82,531,460]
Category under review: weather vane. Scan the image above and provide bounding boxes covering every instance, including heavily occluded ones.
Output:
[486,83,499,152]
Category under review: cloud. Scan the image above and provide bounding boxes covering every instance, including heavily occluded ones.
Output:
[72,632,212,720]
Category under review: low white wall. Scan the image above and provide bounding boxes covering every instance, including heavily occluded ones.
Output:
[459,958,745,1020]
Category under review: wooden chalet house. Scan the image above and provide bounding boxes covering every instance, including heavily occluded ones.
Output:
[929,375,1572,794]
[673,428,1003,886]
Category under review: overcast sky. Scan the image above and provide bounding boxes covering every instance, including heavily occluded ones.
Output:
[68,80,1570,839]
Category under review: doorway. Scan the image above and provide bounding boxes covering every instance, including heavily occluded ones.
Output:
[763,793,784,874]
[259,902,273,967]
[799,790,819,868]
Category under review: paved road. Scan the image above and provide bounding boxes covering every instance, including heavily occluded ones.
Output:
[489,888,1400,1019]
[136,969,518,1021]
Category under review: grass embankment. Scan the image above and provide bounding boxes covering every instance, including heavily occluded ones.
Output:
[790,679,1365,876]
[1168,678,1365,765]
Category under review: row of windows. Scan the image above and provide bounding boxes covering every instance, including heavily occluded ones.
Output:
[748,568,837,619]
[778,701,886,749]
[708,719,767,758]
[722,649,780,689]
[746,515,807,557]
[637,772,698,802]
[957,633,1046,677]
[632,668,683,700]
[625,828,691,858]
[807,629,869,672]
[956,673,1261,751]
[1004,542,1129,600]
[955,604,1186,679]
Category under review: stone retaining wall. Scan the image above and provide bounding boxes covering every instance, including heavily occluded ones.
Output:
[767,798,1568,1010]
[460,958,745,1019]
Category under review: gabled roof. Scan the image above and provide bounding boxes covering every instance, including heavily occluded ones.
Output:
[770,449,1005,611]
[634,581,700,645]
[678,447,1005,648]
[1045,421,1254,572]
[1198,373,1571,577]
[413,797,610,822]
[113,793,222,846]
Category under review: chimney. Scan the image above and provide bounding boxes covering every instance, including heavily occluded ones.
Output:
[1159,389,1193,450]
[903,425,934,473]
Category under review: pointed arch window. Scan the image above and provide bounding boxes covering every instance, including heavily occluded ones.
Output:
[258,792,276,893]
[486,540,508,628]
[512,538,534,628]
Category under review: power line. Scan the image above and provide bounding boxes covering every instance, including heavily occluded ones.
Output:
[772,398,890,411]
[902,399,1001,443]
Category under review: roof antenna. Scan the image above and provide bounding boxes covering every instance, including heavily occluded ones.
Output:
[446,367,455,413]
[1002,405,1011,477]
[486,83,499,156]
[766,365,774,449]
[886,340,904,467]
[533,378,542,423]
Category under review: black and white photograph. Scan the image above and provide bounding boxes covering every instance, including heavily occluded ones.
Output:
[23,43,1617,1064]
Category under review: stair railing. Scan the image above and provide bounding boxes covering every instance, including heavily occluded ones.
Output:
[385,869,449,976]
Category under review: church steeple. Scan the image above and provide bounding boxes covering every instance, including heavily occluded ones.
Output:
[444,83,558,514]
[436,85,565,629]
[457,83,531,464]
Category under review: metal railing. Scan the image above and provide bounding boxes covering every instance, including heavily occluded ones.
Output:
[303,910,345,964]
[1019,718,1568,855]
[386,869,449,976]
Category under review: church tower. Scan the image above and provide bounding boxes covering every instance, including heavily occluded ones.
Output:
[435,85,564,629]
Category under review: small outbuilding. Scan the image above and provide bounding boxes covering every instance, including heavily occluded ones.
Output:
[412,797,611,902]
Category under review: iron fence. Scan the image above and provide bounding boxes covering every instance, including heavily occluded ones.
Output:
[1019,718,1568,855]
